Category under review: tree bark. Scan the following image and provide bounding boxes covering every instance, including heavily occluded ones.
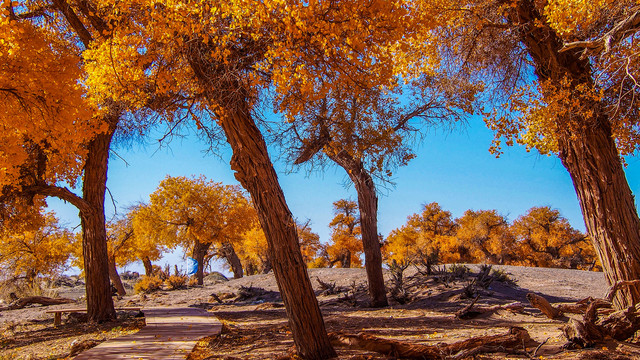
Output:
[217,107,336,359]
[192,240,211,285]
[512,0,640,309]
[108,256,126,296]
[141,256,153,277]
[80,123,117,323]
[187,43,335,359]
[327,151,388,307]
[220,241,243,278]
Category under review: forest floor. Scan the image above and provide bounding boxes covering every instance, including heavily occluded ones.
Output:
[2,265,640,359]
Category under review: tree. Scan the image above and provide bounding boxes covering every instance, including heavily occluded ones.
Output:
[144,176,253,284]
[297,220,324,266]
[79,0,445,355]
[0,2,120,322]
[0,211,73,284]
[282,64,477,307]
[430,0,640,308]
[326,200,363,268]
[455,209,515,265]
[511,206,599,270]
[236,225,271,276]
[384,202,462,271]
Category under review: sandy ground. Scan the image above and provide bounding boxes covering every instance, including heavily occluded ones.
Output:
[4,265,638,360]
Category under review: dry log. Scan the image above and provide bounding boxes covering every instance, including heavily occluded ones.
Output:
[563,299,640,347]
[456,296,525,320]
[329,327,533,359]
[0,296,75,311]
[527,293,563,319]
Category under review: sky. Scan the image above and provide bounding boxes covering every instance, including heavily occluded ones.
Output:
[48,115,640,275]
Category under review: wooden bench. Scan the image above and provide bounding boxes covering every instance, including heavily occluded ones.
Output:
[45,307,142,326]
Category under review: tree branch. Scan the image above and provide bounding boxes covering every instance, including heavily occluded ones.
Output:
[561,7,640,57]
[24,184,94,217]
[51,0,93,48]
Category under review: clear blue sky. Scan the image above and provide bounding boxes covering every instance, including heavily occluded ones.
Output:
[48,116,640,274]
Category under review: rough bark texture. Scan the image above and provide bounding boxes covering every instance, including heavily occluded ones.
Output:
[80,124,117,323]
[220,242,243,278]
[513,0,640,309]
[192,240,211,285]
[216,107,336,359]
[327,151,388,307]
[187,42,336,359]
[142,256,153,276]
[108,256,126,296]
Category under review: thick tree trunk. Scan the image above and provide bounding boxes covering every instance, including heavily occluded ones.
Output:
[214,106,336,359]
[108,256,126,296]
[558,128,640,308]
[192,240,211,285]
[220,242,243,278]
[80,125,117,323]
[142,256,153,277]
[187,45,335,359]
[327,151,388,307]
[512,0,640,309]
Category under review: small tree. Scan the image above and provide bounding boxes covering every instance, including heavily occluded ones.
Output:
[144,176,254,284]
[0,211,73,285]
[326,200,363,268]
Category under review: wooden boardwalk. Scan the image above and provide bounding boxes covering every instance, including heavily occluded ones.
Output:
[73,307,221,359]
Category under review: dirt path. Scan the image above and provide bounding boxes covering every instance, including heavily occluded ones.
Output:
[72,307,221,360]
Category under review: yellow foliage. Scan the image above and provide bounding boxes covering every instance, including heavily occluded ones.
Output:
[326,199,363,268]
[134,275,163,294]
[0,211,73,282]
[455,209,515,264]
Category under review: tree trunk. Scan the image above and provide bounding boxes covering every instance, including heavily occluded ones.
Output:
[142,256,153,276]
[558,127,640,308]
[80,124,117,322]
[187,45,335,359]
[213,105,336,359]
[512,0,640,309]
[192,240,211,285]
[327,151,388,307]
[220,241,243,278]
[108,256,126,296]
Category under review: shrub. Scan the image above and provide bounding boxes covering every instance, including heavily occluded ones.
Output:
[134,276,163,294]
[491,269,517,286]
[188,277,200,287]
[165,275,188,290]
[447,264,470,278]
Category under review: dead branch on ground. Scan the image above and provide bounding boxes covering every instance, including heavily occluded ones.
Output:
[329,326,534,359]
[0,296,75,311]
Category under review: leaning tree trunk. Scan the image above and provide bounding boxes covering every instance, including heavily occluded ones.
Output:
[327,151,388,307]
[216,107,336,359]
[108,256,126,296]
[512,0,640,308]
[80,125,117,322]
[220,242,243,278]
[188,44,335,359]
[192,240,211,285]
[141,256,153,277]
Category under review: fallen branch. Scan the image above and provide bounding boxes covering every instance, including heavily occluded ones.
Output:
[0,296,75,311]
[329,327,533,359]
[456,296,525,320]
[526,293,563,319]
